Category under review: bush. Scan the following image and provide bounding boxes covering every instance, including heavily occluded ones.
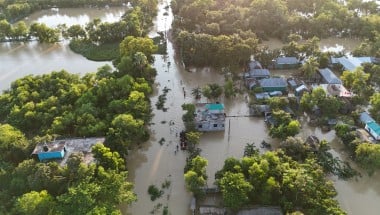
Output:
[69,40,119,61]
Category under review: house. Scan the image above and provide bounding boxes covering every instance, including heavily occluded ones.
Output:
[259,77,287,92]
[32,141,66,161]
[358,112,380,141]
[331,56,379,71]
[249,104,271,116]
[255,92,270,100]
[245,79,258,90]
[360,112,375,124]
[295,84,309,97]
[31,137,105,165]
[248,60,263,70]
[318,68,342,84]
[273,57,301,69]
[365,121,380,141]
[244,69,270,80]
[195,103,226,132]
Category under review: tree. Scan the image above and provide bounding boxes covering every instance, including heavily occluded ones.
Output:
[119,36,157,63]
[300,57,319,81]
[184,156,208,197]
[15,190,55,215]
[370,92,380,122]
[217,172,253,210]
[0,124,29,164]
[106,114,147,155]
[340,67,370,97]
[12,21,28,41]
[191,87,202,100]
[92,143,125,172]
[224,79,236,98]
[29,23,59,43]
[280,137,310,161]
[355,143,380,175]
[65,24,86,39]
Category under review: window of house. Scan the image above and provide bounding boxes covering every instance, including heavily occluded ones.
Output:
[213,124,217,127]
[198,125,202,128]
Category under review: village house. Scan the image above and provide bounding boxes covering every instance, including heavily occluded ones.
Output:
[272,57,301,69]
[32,137,105,165]
[195,103,226,132]
[331,56,379,71]
[259,77,287,92]
[244,69,271,80]
[359,112,380,141]
[318,68,342,85]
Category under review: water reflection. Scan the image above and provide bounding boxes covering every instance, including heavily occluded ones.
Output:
[23,7,126,27]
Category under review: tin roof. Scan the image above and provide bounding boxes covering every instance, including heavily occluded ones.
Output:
[318,68,342,84]
[259,77,287,88]
[276,57,299,65]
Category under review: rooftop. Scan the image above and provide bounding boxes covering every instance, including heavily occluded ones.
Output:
[32,137,105,166]
[249,60,263,70]
[332,56,374,71]
[360,112,375,124]
[259,77,287,88]
[318,68,342,84]
[195,103,225,122]
[245,69,270,78]
[367,121,380,135]
[275,57,299,65]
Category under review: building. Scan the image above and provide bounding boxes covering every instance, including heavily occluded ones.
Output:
[360,112,375,124]
[248,60,263,70]
[244,69,271,80]
[365,121,380,141]
[273,57,301,69]
[359,112,380,141]
[331,56,379,71]
[259,77,287,92]
[32,141,66,161]
[318,68,342,84]
[32,137,105,165]
[195,103,226,132]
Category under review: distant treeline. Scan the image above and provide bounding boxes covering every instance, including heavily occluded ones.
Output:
[0,0,127,22]
[171,0,380,67]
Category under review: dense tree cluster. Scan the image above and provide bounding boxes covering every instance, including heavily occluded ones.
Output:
[171,0,380,67]
[184,155,208,198]
[215,151,345,214]
[0,127,136,214]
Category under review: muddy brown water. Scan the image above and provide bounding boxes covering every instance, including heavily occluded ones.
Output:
[0,1,379,214]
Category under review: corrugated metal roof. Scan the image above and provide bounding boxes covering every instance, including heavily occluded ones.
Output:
[367,121,380,135]
[360,112,375,124]
[276,57,299,65]
[332,57,373,71]
[247,69,270,77]
[318,68,342,84]
[249,60,262,70]
[259,77,287,87]
[205,103,224,111]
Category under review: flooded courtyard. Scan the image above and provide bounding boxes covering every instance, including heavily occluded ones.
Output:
[0,1,380,214]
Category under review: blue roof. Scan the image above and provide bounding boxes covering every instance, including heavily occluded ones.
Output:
[332,57,374,71]
[246,69,270,78]
[360,112,375,124]
[206,103,224,111]
[249,61,262,70]
[318,68,342,84]
[259,78,287,88]
[276,57,299,65]
[367,121,380,135]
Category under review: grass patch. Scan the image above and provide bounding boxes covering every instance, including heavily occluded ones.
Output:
[69,39,119,61]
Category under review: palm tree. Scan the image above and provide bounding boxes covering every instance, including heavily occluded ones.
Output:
[192,87,201,100]
[300,57,319,82]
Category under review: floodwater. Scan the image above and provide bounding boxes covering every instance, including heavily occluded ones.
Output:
[23,7,126,27]
[0,7,126,91]
[0,1,379,215]
[261,37,361,53]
